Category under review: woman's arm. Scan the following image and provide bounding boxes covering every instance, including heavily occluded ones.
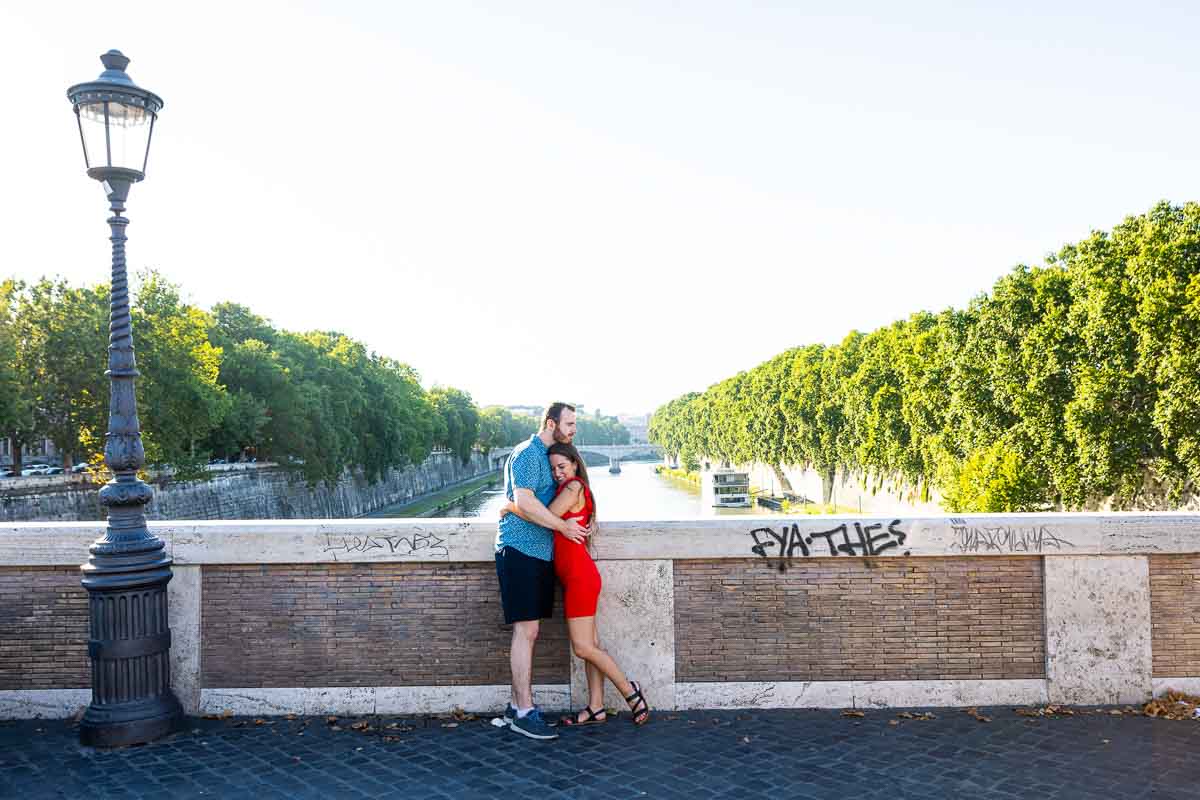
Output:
[547,481,584,517]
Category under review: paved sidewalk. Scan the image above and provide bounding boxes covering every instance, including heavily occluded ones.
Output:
[1,707,1197,799]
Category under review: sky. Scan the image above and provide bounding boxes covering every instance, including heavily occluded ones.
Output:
[3,1,1198,416]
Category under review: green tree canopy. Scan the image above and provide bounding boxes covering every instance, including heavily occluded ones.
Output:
[651,201,1200,511]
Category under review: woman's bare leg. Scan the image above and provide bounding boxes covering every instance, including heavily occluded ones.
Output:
[586,625,605,713]
[568,616,634,700]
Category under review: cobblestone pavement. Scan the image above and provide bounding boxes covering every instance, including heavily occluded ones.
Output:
[2,707,1197,799]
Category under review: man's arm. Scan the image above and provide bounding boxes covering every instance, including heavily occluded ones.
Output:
[514,487,588,543]
[502,485,584,524]
[498,499,526,521]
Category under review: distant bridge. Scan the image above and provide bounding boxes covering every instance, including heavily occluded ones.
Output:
[487,443,662,474]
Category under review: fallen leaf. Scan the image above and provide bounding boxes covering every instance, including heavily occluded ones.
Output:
[254,719,266,726]
[442,722,459,729]
[1142,689,1200,722]
[841,710,866,718]
[888,720,900,726]
[350,721,370,731]
[326,716,338,724]
[221,710,233,719]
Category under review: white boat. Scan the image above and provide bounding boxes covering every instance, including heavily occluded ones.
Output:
[709,468,751,508]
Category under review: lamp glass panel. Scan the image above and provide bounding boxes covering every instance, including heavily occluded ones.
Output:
[77,102,109,169]
[78,100,154,171]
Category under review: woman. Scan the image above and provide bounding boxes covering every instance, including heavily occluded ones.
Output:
[500,442,650,726]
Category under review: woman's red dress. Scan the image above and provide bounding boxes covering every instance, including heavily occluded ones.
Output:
[553,477,601,618]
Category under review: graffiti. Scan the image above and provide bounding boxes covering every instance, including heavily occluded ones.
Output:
[947,519,1073,553]
[321,530,449,560]
[750,519,911,570]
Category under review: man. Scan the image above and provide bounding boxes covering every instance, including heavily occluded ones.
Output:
[496,402,589,740]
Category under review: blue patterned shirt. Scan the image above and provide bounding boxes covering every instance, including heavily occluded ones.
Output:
[496,434,556,561]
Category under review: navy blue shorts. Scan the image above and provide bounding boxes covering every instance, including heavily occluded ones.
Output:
[495,546,556,625]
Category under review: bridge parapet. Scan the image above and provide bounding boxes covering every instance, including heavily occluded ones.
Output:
[2,513,1198,718]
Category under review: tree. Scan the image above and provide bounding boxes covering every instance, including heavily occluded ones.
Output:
[428,386,480,465]
[0,280,35,470]
[209,302,278,351]
[1129,203,1200,497]
[477,406,538,451]
[649,202,1200,511]
[132,272,228,467]
[13,279,109,468]
[575,412,631,446]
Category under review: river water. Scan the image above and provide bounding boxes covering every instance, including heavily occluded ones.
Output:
[396,461,784,519]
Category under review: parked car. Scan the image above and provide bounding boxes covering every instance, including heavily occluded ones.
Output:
[21,464,53,476]
[70,462,95,474]
[43,467,64,475]
[0,469,16,478]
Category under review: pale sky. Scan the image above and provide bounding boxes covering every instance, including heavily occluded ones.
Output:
[4,2,1198,416]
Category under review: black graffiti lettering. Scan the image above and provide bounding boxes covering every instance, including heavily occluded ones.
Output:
[862,522,900,555]
[807,526,842,557]
[784,525,811,558]
[749,527,781,558]
[836,523,863,556]
[750,520,910,567]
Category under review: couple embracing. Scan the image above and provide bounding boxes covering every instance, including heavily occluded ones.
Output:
[495,402,650,741]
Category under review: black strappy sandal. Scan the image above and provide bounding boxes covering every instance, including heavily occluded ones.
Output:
[560,706,607,727]
[625,681,650,726]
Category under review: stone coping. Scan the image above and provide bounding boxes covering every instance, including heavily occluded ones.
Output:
[2,513,1199,566]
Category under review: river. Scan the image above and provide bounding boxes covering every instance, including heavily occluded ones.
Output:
[381,460,786,519]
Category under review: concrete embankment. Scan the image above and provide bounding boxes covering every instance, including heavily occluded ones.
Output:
[0,451,497,522]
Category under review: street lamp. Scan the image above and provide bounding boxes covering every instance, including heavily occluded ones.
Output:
[67,50,182,747]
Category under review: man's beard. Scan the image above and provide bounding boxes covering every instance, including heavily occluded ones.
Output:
[554,429,573,444]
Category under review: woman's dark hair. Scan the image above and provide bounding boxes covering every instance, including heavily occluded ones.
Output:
[547,442,596,520]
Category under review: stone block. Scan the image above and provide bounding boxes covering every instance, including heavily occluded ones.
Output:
[1045,555,1152,704]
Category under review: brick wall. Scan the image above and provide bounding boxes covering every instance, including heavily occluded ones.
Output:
[202,563,570,687]
[1149,554,1200,678]
[674,557,1045,682]
[0,567,90,690]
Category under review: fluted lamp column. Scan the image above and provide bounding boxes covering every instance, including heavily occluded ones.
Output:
[67,50,182,747]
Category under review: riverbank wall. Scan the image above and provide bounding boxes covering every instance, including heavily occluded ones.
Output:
[742,463,945,515]
[2,514,1198,718]
[738,462,1200,515]
[0,451,497,523]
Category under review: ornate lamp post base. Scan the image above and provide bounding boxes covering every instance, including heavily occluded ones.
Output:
[80,693,183,748]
